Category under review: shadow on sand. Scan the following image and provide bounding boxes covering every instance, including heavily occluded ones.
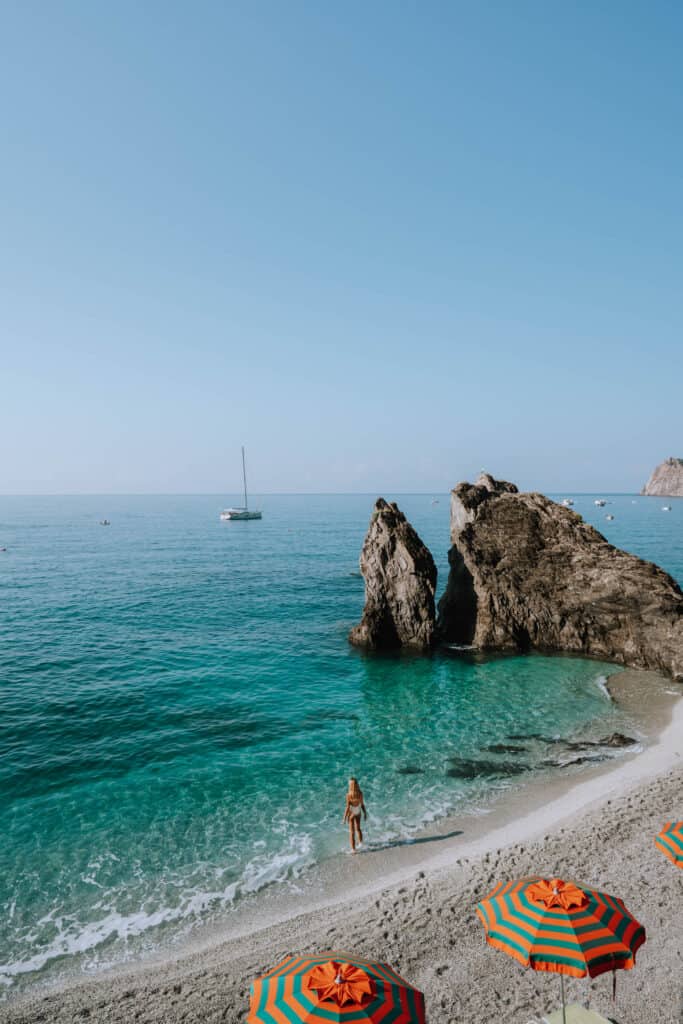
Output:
[366,828,463,852]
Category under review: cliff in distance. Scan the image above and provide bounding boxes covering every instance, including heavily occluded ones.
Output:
[641,457,683,497]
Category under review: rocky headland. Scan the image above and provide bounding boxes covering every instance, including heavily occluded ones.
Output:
[351,475,683,680]
[348,498,437,651]
[641,456,683,497]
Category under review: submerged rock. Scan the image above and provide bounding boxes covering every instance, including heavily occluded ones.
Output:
[541,753,608,769]
[438,473,683,680]
[598,732,637,747]
[484,743,528,754]
[507,733,637,752]
[446,757,529,779]
[507,733,559,743]
[349,499,437,652]
[641,457,683,497]
[552,734,638,753]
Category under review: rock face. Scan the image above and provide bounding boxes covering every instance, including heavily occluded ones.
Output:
[349,499,437,651]
[641,457,683,497]
[438,473,683,680]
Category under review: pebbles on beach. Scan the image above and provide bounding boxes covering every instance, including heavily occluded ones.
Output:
[2,765,681,1024]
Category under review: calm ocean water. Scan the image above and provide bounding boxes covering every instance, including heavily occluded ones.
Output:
[1,492,681,995]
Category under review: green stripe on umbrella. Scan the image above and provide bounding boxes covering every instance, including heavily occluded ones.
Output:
[476,876,646,1024]
[248,953,425,1024]
[654,822,683,868]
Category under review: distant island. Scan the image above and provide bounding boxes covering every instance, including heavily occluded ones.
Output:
[642,457,683,497]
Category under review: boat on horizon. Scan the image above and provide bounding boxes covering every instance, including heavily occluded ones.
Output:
[220,447,262,521]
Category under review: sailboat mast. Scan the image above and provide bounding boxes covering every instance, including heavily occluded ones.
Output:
[242,445,248,510]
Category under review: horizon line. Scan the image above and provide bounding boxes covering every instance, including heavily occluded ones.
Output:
[0,490,655,498]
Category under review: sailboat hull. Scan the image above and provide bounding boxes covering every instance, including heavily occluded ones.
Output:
[220,447,262,521]
[220,508,262,521]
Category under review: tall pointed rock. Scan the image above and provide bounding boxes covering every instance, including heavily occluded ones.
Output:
[349,499,437,652]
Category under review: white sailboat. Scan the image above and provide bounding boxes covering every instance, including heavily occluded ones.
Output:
[220,447,262,521]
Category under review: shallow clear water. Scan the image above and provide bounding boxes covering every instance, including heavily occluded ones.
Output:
[0,492,680,994]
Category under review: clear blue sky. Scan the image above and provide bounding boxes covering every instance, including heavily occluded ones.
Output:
[1,1,681,494]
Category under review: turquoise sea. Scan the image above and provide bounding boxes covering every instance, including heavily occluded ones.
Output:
[1,492,681,997]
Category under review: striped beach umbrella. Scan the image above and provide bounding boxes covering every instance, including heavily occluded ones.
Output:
[247,952,426,1024]
[476,877,645,1023]
[654,821,683,868]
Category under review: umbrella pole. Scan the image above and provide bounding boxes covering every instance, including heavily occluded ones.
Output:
[560,975,566,1024]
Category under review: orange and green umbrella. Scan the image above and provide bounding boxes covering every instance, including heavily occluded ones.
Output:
[476,877,645,1022]
[654,821,683,868]
[248,953,426,1024]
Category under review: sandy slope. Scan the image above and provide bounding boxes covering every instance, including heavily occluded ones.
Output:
[2,749,681,1023]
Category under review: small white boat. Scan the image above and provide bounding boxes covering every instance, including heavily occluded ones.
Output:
[662,505,672,512]
[220,447,262,521]
[221,508,262,521]
[594,499,607,507]
[605,514,615,521]
[99,520,111,526]
[561,498,574,507]
[431,499,440,505]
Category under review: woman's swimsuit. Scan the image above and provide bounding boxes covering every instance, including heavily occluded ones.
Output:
[349,801,362,818]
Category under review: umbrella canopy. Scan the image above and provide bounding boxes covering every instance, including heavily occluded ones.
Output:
[476,876,646,979]
[247,953,426,1024]
[654,821,683,868]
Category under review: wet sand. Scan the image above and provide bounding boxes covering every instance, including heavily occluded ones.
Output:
[2,674,681,1024]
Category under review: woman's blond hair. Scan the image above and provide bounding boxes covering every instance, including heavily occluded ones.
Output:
[348,777,362,802]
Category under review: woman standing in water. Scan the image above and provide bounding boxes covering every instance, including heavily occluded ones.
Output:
[343,777,367,853]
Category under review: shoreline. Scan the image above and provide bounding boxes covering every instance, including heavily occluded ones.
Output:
[2,670,681,1022]
[183,667,679,949]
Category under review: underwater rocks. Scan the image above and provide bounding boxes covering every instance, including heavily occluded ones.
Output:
[598,732,638,747]
[445,734,639,779]
[506,732,637,750]
[484,743,528,754]
[641,457,683,497]
[446,756,530,779]
[437,473,683,680]
[349,499,437,652]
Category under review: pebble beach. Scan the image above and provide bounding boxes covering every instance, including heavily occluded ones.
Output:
[3,685,680,1024]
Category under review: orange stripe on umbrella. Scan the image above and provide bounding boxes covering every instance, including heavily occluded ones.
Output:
[248,953,425,1024]
[476,877,646,1024]
[654,821,683,868]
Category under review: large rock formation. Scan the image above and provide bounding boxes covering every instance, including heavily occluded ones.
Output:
[641,457,683,497]
[438,473,683,680]
[349,499,437,651]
